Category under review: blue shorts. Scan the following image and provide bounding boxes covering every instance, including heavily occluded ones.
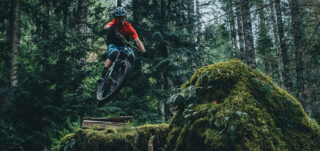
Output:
[107,44,135,63]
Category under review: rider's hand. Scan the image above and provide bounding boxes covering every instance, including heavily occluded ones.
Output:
[139,51,149,58]
[140,50,146,53]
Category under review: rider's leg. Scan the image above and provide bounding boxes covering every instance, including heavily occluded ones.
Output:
[104,59,112,68]
[100,59,112,77]
[98,44,118,82]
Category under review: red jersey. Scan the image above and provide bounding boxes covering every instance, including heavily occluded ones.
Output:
[107,19,138,40]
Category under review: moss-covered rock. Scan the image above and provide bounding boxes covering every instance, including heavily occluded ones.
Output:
[165,60,320,151]
[52,124,169,151]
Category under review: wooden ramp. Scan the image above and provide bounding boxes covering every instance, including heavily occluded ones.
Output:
[82,116,133,130]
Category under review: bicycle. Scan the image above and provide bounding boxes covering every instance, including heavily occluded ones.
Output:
[96,29,139,103]
[96,47,134,102]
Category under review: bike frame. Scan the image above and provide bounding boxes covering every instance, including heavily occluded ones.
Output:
[105,46,130,80]
[97,28,139,102]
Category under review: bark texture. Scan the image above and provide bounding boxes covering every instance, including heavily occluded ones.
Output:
[275,0,292,90]
[228,0,238,58]
[241,0,256,69]
[196,0,201,47]
[161,0,174,121]
[269,0,285,89]
[236,0,246,64]
[257,0,271,75]
[77,0,88,64]
[187,0,195,40]
[289,0,307,111]
[8,0,21,87]
[76,0,88,90]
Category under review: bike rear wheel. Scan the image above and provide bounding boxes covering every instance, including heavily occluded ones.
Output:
[96,60,131,102]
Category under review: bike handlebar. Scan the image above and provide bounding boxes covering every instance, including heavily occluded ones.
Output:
[107,27,142,52]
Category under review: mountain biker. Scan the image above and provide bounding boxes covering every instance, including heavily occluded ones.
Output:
[99,7,146,82]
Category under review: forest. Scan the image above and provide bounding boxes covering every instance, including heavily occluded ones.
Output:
[1,0,320,150]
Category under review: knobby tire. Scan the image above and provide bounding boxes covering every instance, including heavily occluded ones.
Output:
[96,60,131,103]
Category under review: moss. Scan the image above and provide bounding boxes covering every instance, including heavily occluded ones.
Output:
[54,60,320,151]
[166,60,320,151]
[52,124,169,151]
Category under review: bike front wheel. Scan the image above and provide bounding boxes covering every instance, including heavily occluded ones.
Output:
[96,60,131,102]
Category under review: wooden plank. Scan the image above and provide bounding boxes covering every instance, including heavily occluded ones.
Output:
[82,120,125,130]
[83,116,133,122]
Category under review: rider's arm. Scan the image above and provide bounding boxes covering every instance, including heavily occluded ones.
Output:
[104,25,111,30]
[134,38,146,53]
[104,19,115,30]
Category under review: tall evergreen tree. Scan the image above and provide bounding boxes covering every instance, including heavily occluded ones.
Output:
[160,0,175,121]
[236,0,246,63]
[196,0,201,47]
[289,0,307,111]
[227,0,238,58]
[76,0,88,87]
[241,0,256,69]
[269,0,285,88]
[275,0,292,91]
[187,0,195,40]
[256,0,272,75]
[8,0,20,87]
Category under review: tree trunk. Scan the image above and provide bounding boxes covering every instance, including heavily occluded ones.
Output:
[42,1,50,67]
[196,0,201,47]
[227,0,238,58]
[8,0,20,87]
[76,0,88,86]
[289,0,307,111]
[77,0,88,61]
[241,0,256,69]
[43,1,50,41]
[275,0,292,91]
[161,0,174,121]
[269,0,285,89]
[257,0,271,75]
[131,0,142,75]
[187,0,198,69]
[77,0,87,40]
[236,0,246,63]
[163,73,174,121]
[160,44,174,121]
[187,0,195,40]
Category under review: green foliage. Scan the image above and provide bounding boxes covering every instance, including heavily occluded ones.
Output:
[2,0,319,150]
[202,24,234,64]
[168,85,200,109]
[3,0,197,149]
[94,0,203,124]
[1,0,99,150]
[0,120,24,151]
[166,60,320,151]
[52,124,169,151]
[46,117,81,150]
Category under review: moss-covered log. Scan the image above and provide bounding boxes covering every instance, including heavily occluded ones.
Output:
[52,124,169,151]
[165,60,320,151]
